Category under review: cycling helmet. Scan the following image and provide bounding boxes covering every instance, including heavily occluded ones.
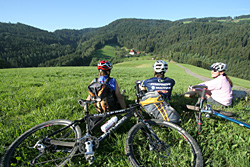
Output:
[97,60,113,71]
[153,60,168,73]
[209,62,227,72]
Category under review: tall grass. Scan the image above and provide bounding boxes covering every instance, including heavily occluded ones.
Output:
[0,61,250,166]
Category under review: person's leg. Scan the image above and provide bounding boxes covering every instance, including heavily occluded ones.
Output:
[207,97,225,107]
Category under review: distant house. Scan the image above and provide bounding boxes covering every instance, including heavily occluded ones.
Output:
[129,49,136,55]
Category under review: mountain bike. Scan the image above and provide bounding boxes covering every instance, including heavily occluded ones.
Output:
[184,85,250,134]
[1,83,203,167]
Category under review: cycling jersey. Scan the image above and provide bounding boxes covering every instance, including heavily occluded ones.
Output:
[140,77,175,101]
[94,75,116,91]
[199,75,232,106]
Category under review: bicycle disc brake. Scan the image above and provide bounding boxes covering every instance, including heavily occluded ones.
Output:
[151,140,171,158]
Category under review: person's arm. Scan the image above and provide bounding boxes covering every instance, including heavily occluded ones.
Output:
[86,79,95,100]
[84,80,95,110]
[115,80,126,109]
[185,79,218,98]
[200,78,221,91]
[86,94,91,100]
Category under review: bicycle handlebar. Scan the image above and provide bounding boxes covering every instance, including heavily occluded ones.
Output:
[78,99,96,107]
[192,85,208,89]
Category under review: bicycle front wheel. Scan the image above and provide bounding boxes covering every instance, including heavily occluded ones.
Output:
[1,119,82,167]
[125,119,203,167]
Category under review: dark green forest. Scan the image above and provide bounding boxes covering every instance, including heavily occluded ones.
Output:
[1,14,250,80]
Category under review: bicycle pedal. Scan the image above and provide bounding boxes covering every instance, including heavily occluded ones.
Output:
[185,105,199,111]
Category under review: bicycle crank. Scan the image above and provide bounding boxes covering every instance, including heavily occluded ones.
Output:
[79,136,99,165]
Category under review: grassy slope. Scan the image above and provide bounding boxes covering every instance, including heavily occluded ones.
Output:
[180,63,250,90]
[95,44,250,90]
[0,42,249,166]
[93,44,118,59]
[1,60,250,166]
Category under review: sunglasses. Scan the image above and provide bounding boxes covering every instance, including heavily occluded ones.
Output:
[209,67,217,72]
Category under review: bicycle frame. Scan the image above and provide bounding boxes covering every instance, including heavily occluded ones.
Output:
[191,85,250,134]
[2,82,204,167]
[48,102,139,146]
[44,98,163,165]
[200,109,250,128]
[79,100,161,143]
[88,107,137,142]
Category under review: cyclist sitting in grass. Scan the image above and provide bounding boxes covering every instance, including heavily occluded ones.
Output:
[86,60,126,112]
[139,60,175,102]
[186,62,233,107]
[137,60,180,123]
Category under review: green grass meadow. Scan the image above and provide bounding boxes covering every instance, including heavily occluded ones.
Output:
[1,60,250,166]
[93,44,118,59]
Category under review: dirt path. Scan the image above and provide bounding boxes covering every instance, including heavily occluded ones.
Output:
[176,64,250,93]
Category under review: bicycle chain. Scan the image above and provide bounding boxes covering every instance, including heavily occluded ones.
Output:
[30,152,85,165]
[30,138,85,165]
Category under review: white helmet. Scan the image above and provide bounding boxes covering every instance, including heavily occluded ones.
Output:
[209,62,227,72]
[153,60,168,73]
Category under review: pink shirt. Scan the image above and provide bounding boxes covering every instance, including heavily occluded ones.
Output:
[200,75,233,106]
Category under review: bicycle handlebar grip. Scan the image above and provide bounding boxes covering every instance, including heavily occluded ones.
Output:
[78,99,86,107]
[78,99,95,107]
[134,82,140,94]
[134,80,140,84]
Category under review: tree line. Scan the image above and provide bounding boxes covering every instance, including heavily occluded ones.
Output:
[0,15,250,80]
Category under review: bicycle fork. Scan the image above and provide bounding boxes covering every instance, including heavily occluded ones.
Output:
[141,120,171,157]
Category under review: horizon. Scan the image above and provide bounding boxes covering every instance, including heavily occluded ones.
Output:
[1,14,250,32]
[1,0,250,32]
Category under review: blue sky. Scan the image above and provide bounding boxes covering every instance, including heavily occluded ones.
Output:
[1,0,250,32]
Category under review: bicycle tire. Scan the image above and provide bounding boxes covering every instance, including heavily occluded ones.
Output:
[1,119,82,167]
[125,119,203,167]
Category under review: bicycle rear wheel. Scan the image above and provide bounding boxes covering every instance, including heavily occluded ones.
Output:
[1,119,82,167]
[125,119,203,167]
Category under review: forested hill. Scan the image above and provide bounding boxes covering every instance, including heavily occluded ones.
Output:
[1,15,250,80]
